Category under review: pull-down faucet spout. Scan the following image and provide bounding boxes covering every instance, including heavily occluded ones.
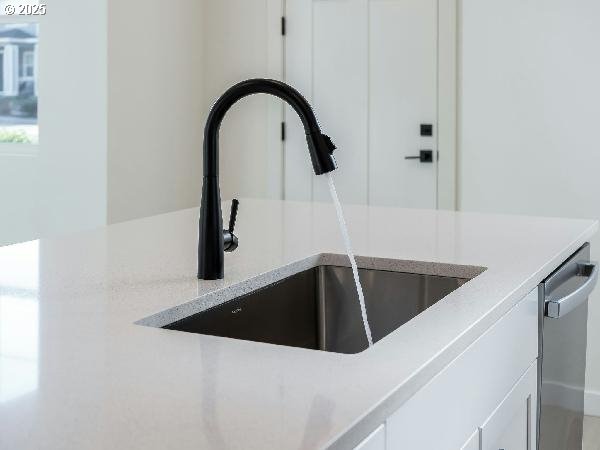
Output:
[198,78,337,280]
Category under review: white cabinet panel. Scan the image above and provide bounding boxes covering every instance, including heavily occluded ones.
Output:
[487,405,528,450]
[480,362,538,450]
[385,288,538,449]
[354,424,385,450]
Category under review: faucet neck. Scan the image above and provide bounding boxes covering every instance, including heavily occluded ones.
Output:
[203,78,335,178]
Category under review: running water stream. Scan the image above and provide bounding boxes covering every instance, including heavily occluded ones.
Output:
[327,173,374,347]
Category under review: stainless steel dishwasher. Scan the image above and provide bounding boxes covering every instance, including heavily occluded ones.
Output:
[538,243,598,450]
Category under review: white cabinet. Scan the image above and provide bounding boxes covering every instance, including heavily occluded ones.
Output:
[480,363,537,450]
[350,288,539,449]
[456,363,538,450]
[354,424,385,450]
[385,288,538,449]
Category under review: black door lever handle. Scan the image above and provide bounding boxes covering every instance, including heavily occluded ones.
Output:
[405,150,433,163]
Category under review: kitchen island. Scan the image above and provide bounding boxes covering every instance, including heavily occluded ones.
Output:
[0,199,596,449]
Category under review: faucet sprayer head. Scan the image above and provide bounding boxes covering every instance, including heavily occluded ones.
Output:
[306,132,337,175]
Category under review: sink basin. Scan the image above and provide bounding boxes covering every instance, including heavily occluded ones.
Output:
[164,265,470,354]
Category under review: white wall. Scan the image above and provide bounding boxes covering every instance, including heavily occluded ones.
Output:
[0,154,39,246]
[107,0,283,223]
[0,3,108,246]
[202,0,283,201]
[459,0,600,415]
[107,0,205,224]
[1,0,281,245]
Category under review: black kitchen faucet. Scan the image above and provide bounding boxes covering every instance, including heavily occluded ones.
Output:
[198,78,337,280]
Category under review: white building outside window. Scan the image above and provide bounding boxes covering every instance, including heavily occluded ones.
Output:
[22,50,34,78]
[0,4,39,144]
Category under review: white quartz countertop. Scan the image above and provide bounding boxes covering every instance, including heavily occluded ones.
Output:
[0,199,597,449]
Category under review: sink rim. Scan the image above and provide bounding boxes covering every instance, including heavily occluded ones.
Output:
[135,253,486,330]
[162,264,475,354]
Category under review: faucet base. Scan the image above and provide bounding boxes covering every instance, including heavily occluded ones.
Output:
[198,176,224,280]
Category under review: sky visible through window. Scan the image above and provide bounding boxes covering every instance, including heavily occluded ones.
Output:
[0,23,38,144]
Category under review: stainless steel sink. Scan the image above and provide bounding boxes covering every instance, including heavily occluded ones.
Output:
[164,266,469,354]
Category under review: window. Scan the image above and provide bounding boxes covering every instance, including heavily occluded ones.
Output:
[0,47,4,92]
[22,50,33,77]
[0,22,38,144]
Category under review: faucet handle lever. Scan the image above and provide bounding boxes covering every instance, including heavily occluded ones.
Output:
[228,199,239,233]
[223,199,239,253]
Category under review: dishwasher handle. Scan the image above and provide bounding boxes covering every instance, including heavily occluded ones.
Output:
[546,262,598,319]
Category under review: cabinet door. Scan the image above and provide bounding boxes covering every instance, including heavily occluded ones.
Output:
[354,424,385,450]
[480,362,538,450]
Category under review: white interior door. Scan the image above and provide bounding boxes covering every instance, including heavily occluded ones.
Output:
[285,0,440,208]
